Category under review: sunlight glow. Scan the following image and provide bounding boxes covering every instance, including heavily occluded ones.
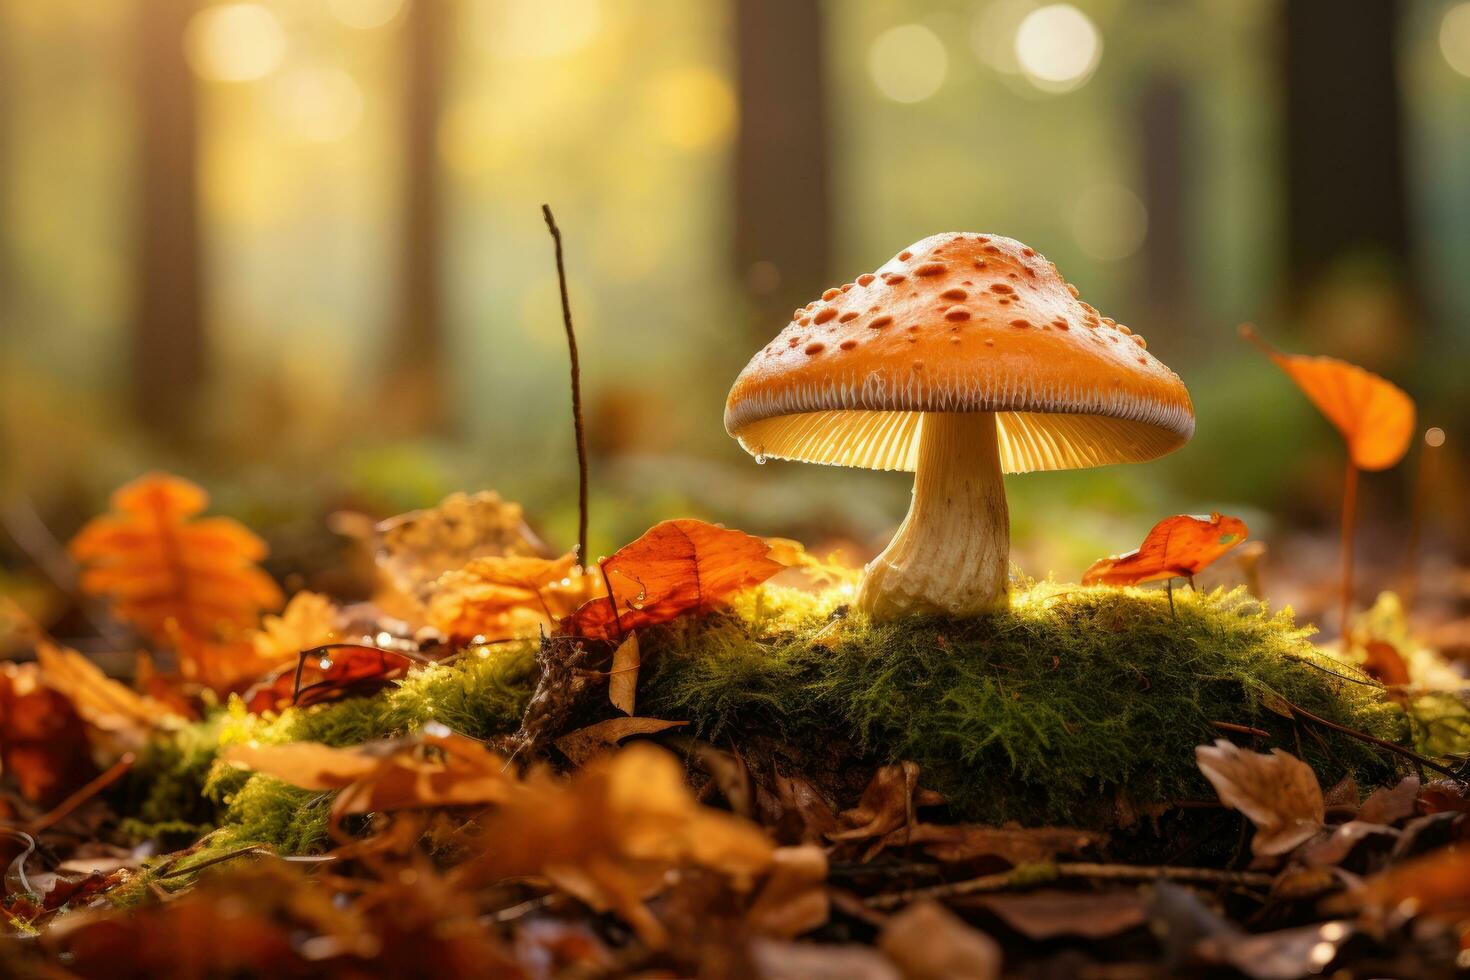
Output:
[868,24,949,103]
[1014,4,1101,93]
[485,0,603,60]
[648,68,737,150]
[972,0,1036,75]
[325,0,407,31]
[275,68,365,143]
[1441,3,1470,77]
[1072,184,1148,261]
[184,3,286,83]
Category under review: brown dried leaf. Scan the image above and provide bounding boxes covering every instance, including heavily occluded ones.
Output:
[750,939,901,980]
[906,822,1105,865]
[1358,774,1420,825]
[769,773,840,844]
[562,519,784,641]
[746,845,830,939]
[1196,739,1324,857]
[971,889,1147,940]
[1345,844,1470,923]
[68,474,284,679]
[376,490,546,601]
[829,762,944,847]
[608,632,640,715]
[427,552,588,642]
[555,716,688,767]
[878,900,1001,980]
[1083,513,1249,587]
[0,662,97,805]
[1359,640,1411,687]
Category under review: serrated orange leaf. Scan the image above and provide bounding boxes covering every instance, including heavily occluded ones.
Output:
[1241,325,1415,471]
[427,551,589,641]
[1083,513,1248,586]
[69,473,284,654]
[562,520,784,641]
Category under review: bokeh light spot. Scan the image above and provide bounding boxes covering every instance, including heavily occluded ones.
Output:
[274,68,365,144]
[1425,426,1446,448]
[647,68,738,150]
[184,3,286,83]
[868,24,949,103]
[972,0,1037,75]
[1440,3,1470,77]
[325,0,407,31]
[1014,4,1101,93]
[1072,184,1148,261]
[486,0,603,60]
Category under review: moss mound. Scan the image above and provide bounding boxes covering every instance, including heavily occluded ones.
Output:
[639,583,1409,824]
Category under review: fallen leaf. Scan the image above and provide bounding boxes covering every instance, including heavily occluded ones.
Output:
[766,773,840,844]
[1196,740,1324,857]
[878,900,1001,980]
[1358,774,1420,825]
[1195,920,1355,980]
[1083,513,1249,587]
[746,845,830,939]
[970,889,1148,940]
[0,662,97,806]
[249,591,341,666]
[1417,779,1470,815]
[1296,821,1400,869]
[220,740,383,791]
[555,716,688,767]
[376,490,547,602]
[1359,639,1411,687]
[562,519,784,641]
[242,644,421,714]
[457,743,775,948]
[829,762,944,848]
[1242,325,1415,471]
[750,939,901,980]
[34,641,184,744]
[608,632,640,715]
[68,473,284,690]
[905,822,1105,865]
[427,552,588,642]
[1343,844,1470,923]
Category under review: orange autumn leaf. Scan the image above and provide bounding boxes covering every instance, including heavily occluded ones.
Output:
[69,473,284,647]
[1241,325,1415,471]
[562,520,784,641]
[0,662,98,806]
[1083,513,1248,587]
[427,552,589,641]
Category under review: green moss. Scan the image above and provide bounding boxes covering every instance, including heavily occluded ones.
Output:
[120,643,538,851]
[639,583,1409,824]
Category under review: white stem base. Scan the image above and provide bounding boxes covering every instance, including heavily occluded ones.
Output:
[856,412,1010,621]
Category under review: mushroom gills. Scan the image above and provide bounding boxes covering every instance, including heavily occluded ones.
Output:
[856,411,1010,621]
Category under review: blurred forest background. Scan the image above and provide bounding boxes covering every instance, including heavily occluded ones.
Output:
[1,0,1467,628]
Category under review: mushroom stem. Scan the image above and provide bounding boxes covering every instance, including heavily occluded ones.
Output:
[857,412,1010,621]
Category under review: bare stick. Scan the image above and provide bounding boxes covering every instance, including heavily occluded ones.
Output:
[26,753,136,834]
[542,205,589,570]
[866,862,1274,909]
[1340,461,1359,641]
[1287,697,1459,779]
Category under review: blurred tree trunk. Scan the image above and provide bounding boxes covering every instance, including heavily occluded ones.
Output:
[387,0,448,432]
[734,0,832,333]
[133,0,204,440]
[1138,73,1191,332]
[1282,0,1416,358]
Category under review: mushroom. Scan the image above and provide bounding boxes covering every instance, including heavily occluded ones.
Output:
[724,233,1195,621]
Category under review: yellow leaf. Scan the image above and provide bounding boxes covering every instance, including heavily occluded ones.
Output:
[609,633,640,715]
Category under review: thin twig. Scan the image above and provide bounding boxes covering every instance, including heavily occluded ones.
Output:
[24,753,136,834]
[541,204,589,570]
[866,861,1274,909]
[1211,721,1270,738]
[154,844,268,880]
[1286,698,1459,779]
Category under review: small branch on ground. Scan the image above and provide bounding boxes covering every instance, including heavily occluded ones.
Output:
[866,861,1275,910]
[541,204,589,570]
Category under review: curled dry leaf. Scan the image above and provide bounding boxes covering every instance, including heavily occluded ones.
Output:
[1359,639,1411,687]
[0,662,97,805]
[878,900,1001,980]
[608,632,640,715]
[1083,513,1249,587]
[243,644,420,714]
[249,591,341,666]
[562,519,785,641]
[745,845,830,939]
[376,490,546,602]
[427,552,588,642]
[1241,325,1415,471]
[1357,774,1420,825]
[456,743,775,949]
[34,641,184,745]
[555,716,687,767]
[829,762,944,855]
[69,473,283,646]
[1196,739,1324,857]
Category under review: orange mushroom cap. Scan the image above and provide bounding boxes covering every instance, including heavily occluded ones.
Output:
[725,233,1195,473]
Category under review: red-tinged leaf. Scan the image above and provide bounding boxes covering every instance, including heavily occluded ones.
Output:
[1083,513,1249,587]
[0,663,97,806]
[243,644,422,714]
[1359,640,1411,687]
[561,520,784,641]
